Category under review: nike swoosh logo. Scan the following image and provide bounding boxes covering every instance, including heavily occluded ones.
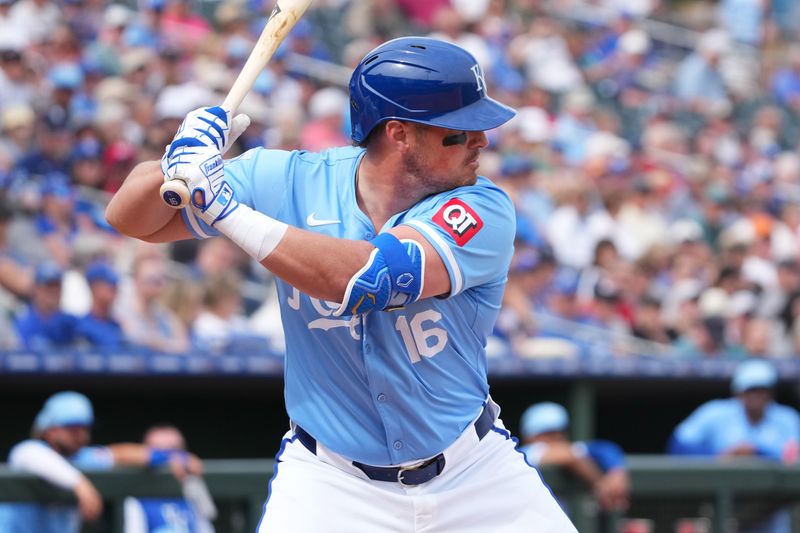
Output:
[306,212,341,227]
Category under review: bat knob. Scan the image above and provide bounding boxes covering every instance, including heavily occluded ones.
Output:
[160,180,191,209]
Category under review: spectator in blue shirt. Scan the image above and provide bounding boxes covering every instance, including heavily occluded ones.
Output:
[14,261,78,350]
[519,402,630,512]
[75,261,126,349]
[668,359,800,460]
[771,46,800,111]
[668,359,800,532]
[672,29,730,112]
[124,424,215,533]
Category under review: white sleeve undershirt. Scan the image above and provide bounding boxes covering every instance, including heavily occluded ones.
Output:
[8,441,83,490]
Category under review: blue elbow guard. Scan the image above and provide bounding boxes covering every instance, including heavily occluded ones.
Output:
[334,233,425,316]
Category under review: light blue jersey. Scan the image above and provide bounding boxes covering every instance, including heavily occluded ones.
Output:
[668,398,800,460]
[0,440,114,533]
[182,146,515,465]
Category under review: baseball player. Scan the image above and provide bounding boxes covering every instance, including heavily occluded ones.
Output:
[106,37,577,532]
[519,402,630,512]
[0,391,203,533]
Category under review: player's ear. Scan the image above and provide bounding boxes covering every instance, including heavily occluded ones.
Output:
[385,120,412,151]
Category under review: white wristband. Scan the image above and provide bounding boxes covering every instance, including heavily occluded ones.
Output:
[214,203,288,261]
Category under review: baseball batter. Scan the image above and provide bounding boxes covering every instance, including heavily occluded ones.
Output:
[107,37,577,532]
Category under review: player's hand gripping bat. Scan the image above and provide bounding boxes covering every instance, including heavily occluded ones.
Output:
[159,0,314,208]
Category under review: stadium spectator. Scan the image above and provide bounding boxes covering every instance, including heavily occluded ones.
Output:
[668,359,800,532]
[117,252,189,354]
[124,424,215,533]
[300,86,349,152]
[75,261,126,349]
[14,261,78,350]
[193,271,255,352]
[2,0,800,366]
[519,402,630,513]
[672,29,731,113]
[668,358,800,461]
[0,391,202,533]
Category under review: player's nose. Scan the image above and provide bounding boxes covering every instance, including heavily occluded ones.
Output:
[467,131,488,150]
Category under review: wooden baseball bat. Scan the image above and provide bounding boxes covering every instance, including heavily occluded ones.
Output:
[160,0,314,208]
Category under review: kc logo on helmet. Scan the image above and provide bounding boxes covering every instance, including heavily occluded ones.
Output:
[433,198,483,246]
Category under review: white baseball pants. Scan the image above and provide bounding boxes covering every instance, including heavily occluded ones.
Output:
[257,418,577,533]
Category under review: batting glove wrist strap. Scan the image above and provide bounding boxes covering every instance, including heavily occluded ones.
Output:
[214,202,288,262]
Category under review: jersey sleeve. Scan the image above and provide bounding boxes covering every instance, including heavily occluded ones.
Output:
[585,440,627,471]
[8,440,83,489]
[70,445,115,470]
[401,183,515,296]
[668,402,719,456]
[181,148,293,239]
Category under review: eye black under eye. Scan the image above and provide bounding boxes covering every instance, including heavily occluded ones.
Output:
[442,132,467,146]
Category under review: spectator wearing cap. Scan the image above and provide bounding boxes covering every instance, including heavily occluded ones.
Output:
[668,359,800,461]
[35,174,78,268]
[70,139,104,189]
[0,391,203,533]
[75,261,126,349]
[15,114,73,185]
[544,267,594,325]
[14,261,79,350]
[519,402,630,513]
[668,359,799,532]
[0,40,35,110]
[672,29,731,113]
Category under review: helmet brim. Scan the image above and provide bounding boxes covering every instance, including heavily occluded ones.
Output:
[423,96,516,133]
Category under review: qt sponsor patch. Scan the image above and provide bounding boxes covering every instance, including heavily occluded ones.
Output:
[432,198,483,246]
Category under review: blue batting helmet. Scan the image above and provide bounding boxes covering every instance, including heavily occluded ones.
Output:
[34,391,94,431]
[349,37,516,144]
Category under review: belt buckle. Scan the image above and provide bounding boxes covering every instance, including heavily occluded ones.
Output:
[397,466,412,485]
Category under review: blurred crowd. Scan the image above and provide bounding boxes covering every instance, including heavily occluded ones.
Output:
[2,0,800,359]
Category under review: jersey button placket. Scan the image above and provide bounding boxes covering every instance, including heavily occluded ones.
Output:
[393,440,403,450]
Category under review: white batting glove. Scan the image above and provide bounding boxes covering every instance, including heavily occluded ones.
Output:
[194,179,241,227]
[160,106,250,191]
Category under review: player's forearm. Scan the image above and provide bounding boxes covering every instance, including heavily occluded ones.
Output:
[107,443,151,466]
[106,161,177,238]
[263,226,375,302]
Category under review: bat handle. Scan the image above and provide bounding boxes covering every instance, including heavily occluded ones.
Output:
[160,178,191,209]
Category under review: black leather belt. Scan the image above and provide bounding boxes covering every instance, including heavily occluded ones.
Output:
[294,403,495,486]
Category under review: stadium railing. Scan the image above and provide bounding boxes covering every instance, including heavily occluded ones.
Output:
[1,457,799,533]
